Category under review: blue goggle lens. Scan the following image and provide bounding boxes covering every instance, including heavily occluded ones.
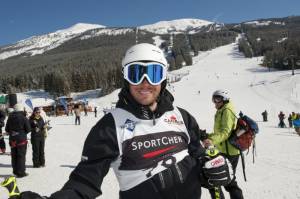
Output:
[127,63,165,84]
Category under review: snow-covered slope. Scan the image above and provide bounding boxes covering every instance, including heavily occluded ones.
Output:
[1,39,300,199]
[139,18,213,34]
[79,28,134,40]
[0,23,105,60]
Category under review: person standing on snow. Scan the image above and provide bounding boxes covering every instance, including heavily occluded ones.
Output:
[74,105,81,125]
[288,114,293,128]
[16,43,233,199]
[0,105,7,153]
[29,107,46,168]
[84,105,88,116]
[261,110,268,122]
[203,89,244,199]
[5,104,31,178]
[94,106,97,118]
[278,111,286,128]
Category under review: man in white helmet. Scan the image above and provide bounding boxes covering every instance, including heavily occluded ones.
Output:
[203,89,244,199]
[16,44,232,199]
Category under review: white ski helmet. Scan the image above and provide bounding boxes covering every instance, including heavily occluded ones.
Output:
[121,43,168,67]
[212,89,230,101]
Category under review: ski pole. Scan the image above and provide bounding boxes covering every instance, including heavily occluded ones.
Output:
[1,176,20,199]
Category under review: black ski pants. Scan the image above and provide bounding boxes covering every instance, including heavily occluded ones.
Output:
[75,116,80,125]
[119,166,202,199]
[208,155,244,199]
[11,144,27,176]
[0,137,5,151]
[31,136,45,167]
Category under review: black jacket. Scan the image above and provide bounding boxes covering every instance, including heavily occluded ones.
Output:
[5,111,31,144]
[50,89,207,199]
[0,109,6,134]
[29,116,46,138]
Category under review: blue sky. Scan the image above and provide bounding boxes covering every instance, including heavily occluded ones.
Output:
[0,0,299,46]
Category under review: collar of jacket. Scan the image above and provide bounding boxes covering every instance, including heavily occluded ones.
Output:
[116,88,174,120]
[34,115,41,120]
[217,101,234,115]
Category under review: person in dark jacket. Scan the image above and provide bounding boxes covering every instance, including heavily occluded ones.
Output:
[278,111,286,128]
[5,103,31,178]
[17,43,232,199]
[29,107,46,168]
[94,106,97,118]
[0,106,7,153]
[261,110,268,122]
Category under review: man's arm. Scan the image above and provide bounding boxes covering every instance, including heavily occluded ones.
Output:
[18,113,120,199]
[51,113,119,199]
[178,107,207,158]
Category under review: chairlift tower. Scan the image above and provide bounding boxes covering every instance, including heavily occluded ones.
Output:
[135,27,138,44]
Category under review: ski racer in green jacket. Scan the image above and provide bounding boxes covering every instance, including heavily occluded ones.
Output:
[209,98,239,156]
[204,89,244,199]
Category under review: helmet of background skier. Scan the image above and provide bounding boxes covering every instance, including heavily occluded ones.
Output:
[121,43,168,68]
[212,89,230,101]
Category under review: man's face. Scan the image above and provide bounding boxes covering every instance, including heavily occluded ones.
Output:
[212,96,224,109]
[129,79,161,106]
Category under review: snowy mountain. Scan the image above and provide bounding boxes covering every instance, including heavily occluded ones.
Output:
[139,18,214,34]
[0,23,105,60]
[0,18,216,61]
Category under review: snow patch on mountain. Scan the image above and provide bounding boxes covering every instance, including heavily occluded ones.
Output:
[0,23,104,60]
[80,28,134,40]
[139,18,213,34]
[0,18,215,60]
[244,20,285,26]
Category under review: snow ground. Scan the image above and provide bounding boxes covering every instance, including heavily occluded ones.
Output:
[1,40,300,198]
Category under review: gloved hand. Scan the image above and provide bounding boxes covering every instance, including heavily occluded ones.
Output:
[202,147,233,188]
[1,176,20,199]
[19,191,47,199]
[202,138,213,148]
[1,176,46,199]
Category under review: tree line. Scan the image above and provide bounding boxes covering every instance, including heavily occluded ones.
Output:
[0,27,238,96]
[2,16,298,96]
[237,16,300,70]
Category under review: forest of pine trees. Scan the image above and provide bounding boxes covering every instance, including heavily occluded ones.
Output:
[237,16,300,71]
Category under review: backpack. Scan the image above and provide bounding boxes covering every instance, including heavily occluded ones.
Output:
[229,113,259,152]
[226,112,259,181]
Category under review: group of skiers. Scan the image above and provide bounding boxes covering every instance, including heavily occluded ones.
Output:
[277,111,300,130]
[261,110,300,134]
[2,43,246,199]
[0,104,49,178]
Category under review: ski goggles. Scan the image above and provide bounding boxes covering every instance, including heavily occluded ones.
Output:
[212,95,223,103]
[123,62,167,85]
